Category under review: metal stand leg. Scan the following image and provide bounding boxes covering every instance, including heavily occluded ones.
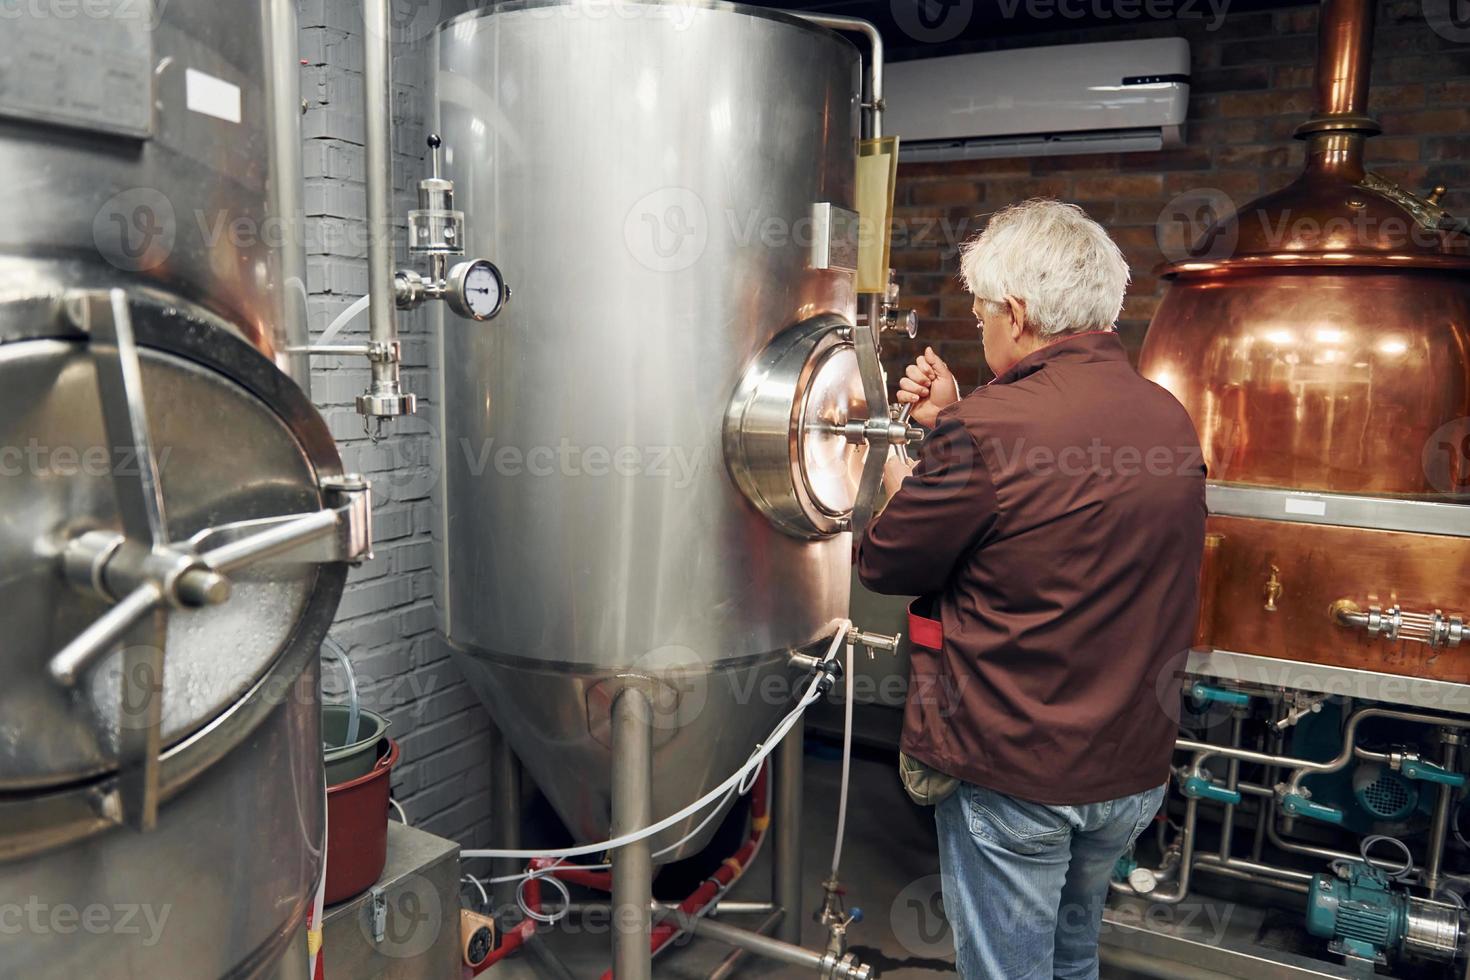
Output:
[612,688,654,980]
[488,719,522,915]
[773,714,805,945]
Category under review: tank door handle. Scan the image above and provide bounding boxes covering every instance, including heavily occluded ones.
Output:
[1330,598,1464,649]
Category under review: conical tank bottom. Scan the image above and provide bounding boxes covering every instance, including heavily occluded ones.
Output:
[452,645,806,862]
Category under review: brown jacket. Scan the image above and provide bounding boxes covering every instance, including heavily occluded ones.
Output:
[857,332,1205,805]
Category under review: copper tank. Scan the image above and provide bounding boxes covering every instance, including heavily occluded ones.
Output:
[1139,0,1470,681]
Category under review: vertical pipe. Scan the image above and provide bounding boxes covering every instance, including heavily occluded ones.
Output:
[261,0,309,386]
[1218,715,1243,861]
[362,0,406,407]
[773,715,805,945]
[611,688,653,980]
[1424,739,1459,893]
[1312,0,1376,121]
[488,720,523,915]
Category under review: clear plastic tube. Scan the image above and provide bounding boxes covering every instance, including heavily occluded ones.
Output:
[321,637,361,746]
[461,621,851,862]
[830,637,856,877]
[317,293,370,347]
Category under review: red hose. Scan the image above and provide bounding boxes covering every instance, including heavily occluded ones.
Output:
[470,766,770,978]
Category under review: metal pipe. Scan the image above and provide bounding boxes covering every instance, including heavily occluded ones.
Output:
[1312,0,1376,123]
[488,720,522,915]
[689,915,825,971]
[773,714,804,945]
[1193,853,1313,884]
[708,909,784,980]
[611,688,654,980]
[361,0,408,416]
[1192,858,1311,896]
[1425,740,1459,892]
[1219,715,1243,862]
[261,0,309,386]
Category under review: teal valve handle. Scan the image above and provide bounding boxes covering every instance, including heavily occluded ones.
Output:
[1402,758,1467,788]
[1183,774,1242,806]
[1282,793,1344,825]
[1190,682,1250,708]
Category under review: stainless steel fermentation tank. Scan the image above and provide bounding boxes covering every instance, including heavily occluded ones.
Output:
[0,3,360,977]
[434,1,867,857]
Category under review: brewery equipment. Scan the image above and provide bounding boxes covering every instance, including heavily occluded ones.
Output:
[1139,0,1470,682]
[0,3,368,977]
[1106,3,1470,977]
[433,0,866,857]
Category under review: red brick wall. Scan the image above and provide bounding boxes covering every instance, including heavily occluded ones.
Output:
[885,0,1470,388]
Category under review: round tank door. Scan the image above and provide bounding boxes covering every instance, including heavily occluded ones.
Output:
[725,314,869,538]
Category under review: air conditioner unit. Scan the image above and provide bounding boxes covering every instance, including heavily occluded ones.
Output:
[885,38,1190,162]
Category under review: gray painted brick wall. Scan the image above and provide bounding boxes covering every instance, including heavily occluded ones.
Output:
[298,0,495,849]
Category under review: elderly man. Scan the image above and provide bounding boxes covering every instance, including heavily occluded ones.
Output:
[857,199,1206,980]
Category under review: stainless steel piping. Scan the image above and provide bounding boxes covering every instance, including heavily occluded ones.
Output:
[359,0,414,422]
[773,715,805,945]
[489,720,523,914]
[611,688,654,980]
[708,909,785,980]
[1425,738,1459,892]
[1219,715,1244,862]
[692,915,827,971]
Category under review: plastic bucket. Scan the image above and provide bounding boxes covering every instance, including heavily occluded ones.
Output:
[324,736,400,905]
[322,703,391,785]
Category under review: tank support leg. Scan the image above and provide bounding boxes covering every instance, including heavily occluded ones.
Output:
[611,688,654,980]
[488,719,522,915]
[774,714,805,945]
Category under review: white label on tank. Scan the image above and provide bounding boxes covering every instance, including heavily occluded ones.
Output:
[1284,497,1327,516]
[185,68,241,124]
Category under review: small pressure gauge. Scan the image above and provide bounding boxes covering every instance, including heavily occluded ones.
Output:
[446,259,509,321]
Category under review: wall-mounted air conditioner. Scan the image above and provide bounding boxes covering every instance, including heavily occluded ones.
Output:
[885,38,1190,161]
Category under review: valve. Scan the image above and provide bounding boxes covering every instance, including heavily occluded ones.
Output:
[1180,773,1242,806]
[397,135,510,322]
[1280,791,1345,825]
[1398,754,1466,788]
[1189,682,1250,709]
[1331,598,1464,649]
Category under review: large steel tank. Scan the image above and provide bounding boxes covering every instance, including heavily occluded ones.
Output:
[0,3,357,976]
[1140,0,1470,682]
[433,0,865,855]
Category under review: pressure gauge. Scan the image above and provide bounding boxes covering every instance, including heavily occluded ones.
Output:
[446,259,509,321]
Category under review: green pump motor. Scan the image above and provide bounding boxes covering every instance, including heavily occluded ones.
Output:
[1307,861,1463,966]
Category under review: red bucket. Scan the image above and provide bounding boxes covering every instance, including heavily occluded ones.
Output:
[324,736,400,905]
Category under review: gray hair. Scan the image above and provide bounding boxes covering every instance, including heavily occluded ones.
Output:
[959,199,1130,336]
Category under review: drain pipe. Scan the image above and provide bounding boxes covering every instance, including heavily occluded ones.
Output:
[358,0,416,429]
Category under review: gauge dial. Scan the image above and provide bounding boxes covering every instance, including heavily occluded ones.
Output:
[447,259,508,321]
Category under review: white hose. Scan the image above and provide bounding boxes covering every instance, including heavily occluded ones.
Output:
[317,293,370,346]
[461,621,851,862]
[830,638,856,877]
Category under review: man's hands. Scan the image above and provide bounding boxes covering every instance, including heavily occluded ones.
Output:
[895,347,960,428]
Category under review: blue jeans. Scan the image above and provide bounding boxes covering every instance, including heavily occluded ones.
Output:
[935,780,1166,980]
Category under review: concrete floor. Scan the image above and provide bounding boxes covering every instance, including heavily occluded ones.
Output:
[495,740,1147,979]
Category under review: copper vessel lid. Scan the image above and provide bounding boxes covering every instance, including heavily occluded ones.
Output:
[1165,0,1469,277]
